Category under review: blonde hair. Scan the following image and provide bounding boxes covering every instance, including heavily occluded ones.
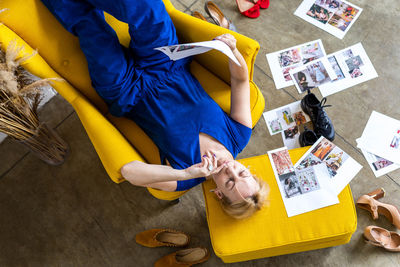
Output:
[218,176,269,219]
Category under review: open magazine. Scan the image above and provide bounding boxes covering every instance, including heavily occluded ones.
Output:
[154,40,240,66]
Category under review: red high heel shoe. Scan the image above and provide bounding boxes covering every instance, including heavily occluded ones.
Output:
[254,0,270,9]
[235,0,260,18]
[356,188,400,229]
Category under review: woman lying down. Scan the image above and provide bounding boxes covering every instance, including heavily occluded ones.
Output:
[41,0,269,219]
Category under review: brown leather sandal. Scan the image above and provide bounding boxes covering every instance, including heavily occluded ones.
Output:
[192,11,207,22]
[356,188,400,229]
[204,1,237,32]
[364,226,400,252]
[155,247,210,267]
[135,228,190,247]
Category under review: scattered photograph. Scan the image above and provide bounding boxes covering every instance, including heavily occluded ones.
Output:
[284,126,299,139]
[291,60,333,93]
[266,39,326,89]
[315,0,342,11]
[270,149,295,175]
[342,49,354,59]
[269,146,341,217]
[349,67,363,78]
[312,138,336,160]
[263,100,312,136]
[277,108,295,126]
[301,42,325,64]
[345,55,363,71]
[306,4,333,24]
[372,157,394,171]
[319,43,378,97]
[328,56,345,81]
[296,153,323,170]
[324,146,350,177]
[294,0,363,39]
[282,65,299,81]
[296,167,320,193]
[269,119,283,134]
[294,111,307,125]
[279,48,302,67]
[390,130,400,149]
[280,172,302,198]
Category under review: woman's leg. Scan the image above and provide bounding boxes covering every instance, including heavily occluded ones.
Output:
[83,0,179,68]
[40,0,136,107]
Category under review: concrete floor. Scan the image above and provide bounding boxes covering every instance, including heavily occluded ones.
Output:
[1,0,400,266]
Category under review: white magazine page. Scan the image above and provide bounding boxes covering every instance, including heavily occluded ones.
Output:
[319,43,378,97]
[294,136,362,195]
[154,40,240,66]
[263,101,311,136]
[281,121,314,149]
[357,111,400,165]
[266,39,326,89]
[289,56,337,94]
[268,147,339,217]
[294,0,363,39]
[356,139,400,178]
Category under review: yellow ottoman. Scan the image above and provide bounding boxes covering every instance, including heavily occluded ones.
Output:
[202,147,357,263]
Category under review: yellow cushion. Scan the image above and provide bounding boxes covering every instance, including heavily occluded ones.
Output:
[202,147,357,263]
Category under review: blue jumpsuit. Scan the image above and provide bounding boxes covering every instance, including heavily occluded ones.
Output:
[41,0,252,191]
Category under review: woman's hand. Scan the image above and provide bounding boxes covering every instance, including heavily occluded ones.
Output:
[214,34,237,51]
[183,151,225,179]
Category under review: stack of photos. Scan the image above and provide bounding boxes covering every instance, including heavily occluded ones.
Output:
[357,140,400,178]
[266,40,326,89]
[357,111,400,169]
[319,43,378,97]
[294,0,363,39]
[268,147,339,217]
[263,101,313,149]
[289,57,338,93]
[295,136,362,195]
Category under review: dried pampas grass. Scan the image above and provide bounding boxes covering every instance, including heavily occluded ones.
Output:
[0,40,68,165]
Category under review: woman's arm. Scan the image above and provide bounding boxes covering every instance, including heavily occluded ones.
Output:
[215,34,252,128]
[120,152,223,191]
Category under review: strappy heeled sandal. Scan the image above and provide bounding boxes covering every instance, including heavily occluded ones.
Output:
[363,226,400,252]
[356,188,400,229]
[235,0,260,19]
[253,0,270,9]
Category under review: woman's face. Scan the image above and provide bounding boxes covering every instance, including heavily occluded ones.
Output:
[212,160,259,204]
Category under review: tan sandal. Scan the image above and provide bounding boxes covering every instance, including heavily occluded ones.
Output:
[356,188,400,229]
[135,228,190,247]
[155,247,210,267]
[204,1,237,31]
[191,11,207,22]
[364,226,400,252]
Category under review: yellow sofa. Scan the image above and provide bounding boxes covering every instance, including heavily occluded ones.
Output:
[0,0,265,200]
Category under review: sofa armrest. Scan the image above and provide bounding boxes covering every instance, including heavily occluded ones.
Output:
[71,97,145,183]
[164,0,260,85]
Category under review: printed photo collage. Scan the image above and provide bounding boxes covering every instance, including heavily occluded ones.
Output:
[294,0,363,39]
[267,41,377,97]
[268,147,341,217]
[295,137,350,178]
[357,111,400,177]
[268,140,362,217]
[263,101,314,149]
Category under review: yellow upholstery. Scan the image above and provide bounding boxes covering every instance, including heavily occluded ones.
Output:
[0,0,265,200]
[202,147,357,263]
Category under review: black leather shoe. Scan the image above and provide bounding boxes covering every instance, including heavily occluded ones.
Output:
[299,127,318,147]
[300,91,335,141]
